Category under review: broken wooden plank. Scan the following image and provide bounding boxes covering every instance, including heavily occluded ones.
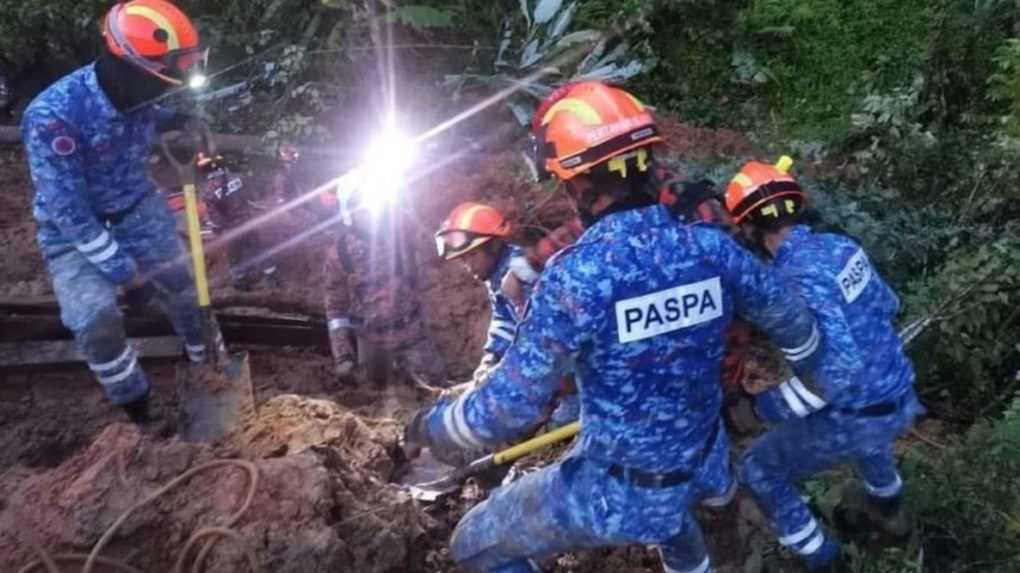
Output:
[0,337,184,368]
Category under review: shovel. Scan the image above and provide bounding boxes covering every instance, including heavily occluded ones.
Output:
[160,128,256,443]
[406,421,580,501]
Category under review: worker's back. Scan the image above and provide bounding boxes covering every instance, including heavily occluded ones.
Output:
[518,204,815,473]
[774,226,914,408]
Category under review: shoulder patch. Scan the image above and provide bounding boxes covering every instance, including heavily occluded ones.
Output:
[615,276,724,343]
[51,135,77,156]
[836,248,872,303]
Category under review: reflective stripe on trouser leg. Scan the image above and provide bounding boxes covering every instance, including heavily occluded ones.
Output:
[738,417,845,566]
[658,521,712,573]
[79,311,149,405]
[854,444,903,499]
[47,249,150,405]
[864,473,903,499]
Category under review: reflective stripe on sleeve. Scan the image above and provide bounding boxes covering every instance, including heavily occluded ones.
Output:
[781,322,819,362]
[442,390,486,451]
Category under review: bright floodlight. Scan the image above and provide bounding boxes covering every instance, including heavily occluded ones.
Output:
[358,128,417,213]
[188,74,209,90]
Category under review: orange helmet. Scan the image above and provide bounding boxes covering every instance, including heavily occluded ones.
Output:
[725,159,806,225]
[532,81,663,182]
[434,202,512,260]
[103,0,207,86]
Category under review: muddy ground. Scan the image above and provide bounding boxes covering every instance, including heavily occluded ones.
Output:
[0,117,929,573]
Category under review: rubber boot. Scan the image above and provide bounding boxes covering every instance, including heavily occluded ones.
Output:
[761,537,844,573]
[833,481,910,546]
[122,392,154,425]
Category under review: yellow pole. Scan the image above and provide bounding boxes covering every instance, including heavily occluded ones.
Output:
[492,421,581,465]
[181,182,211,308]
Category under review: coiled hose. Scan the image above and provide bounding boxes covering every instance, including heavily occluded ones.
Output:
[17,459,260,573]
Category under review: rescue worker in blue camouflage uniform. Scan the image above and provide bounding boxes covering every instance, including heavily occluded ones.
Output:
[435,202,579,430]
[724,159,923,571]
[404,81,828,573]
[21,0,210,423]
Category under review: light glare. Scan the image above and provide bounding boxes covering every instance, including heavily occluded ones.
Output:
[188,74,209,90]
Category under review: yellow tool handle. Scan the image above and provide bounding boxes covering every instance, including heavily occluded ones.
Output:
[182,182,211,308]
[775,155,794,174]
[492,421,580,465]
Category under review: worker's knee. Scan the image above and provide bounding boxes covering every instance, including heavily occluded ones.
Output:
[75,305,126,357]
[737,447,772,488]
[149,260,195,294]
[450,502,493,566]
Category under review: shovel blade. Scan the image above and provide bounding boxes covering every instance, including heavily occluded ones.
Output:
[176,351,255,442]
[400,449,460,501]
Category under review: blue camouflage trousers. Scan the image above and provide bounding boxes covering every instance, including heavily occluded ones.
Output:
[42,192,204,405]
[450,422,734,573]
[739,390,923,561]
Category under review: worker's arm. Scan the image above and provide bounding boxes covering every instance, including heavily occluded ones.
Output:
[699,227,823,387]
[420,257,583,453]
[22,108,137,284]
[482,294,519,360]
[754,268,867,422]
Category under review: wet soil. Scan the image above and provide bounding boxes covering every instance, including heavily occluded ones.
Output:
[0,117,803,573]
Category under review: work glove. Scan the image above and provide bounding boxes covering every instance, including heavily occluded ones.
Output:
[402,401,484,467]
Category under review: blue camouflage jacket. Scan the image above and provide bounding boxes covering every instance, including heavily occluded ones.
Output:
[482,245,532,359]
[755,225,915,422]
[22,63,173,284]
[426,205,823,473]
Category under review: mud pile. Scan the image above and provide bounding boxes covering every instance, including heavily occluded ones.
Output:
[0,394,441,573]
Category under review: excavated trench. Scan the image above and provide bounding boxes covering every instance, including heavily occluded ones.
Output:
[0,121,809,572]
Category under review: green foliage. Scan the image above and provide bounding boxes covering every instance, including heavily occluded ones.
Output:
[735,0,935,137]
[903,238,1020,409]
[0,0,107,72]
[989,38,1020,135]
[445,0,654,126]
[898,403,1020,571]
[633,1,747,126]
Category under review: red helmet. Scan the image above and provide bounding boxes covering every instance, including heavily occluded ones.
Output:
[725,158,805,225]
[103,0,207,86]
[435,202,512,260]
[532,81,663,182]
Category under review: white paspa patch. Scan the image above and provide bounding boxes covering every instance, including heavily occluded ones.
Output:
[837,249,872,303]
[615,277,723,343]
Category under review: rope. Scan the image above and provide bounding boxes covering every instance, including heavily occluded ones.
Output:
[16,460,259,573]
